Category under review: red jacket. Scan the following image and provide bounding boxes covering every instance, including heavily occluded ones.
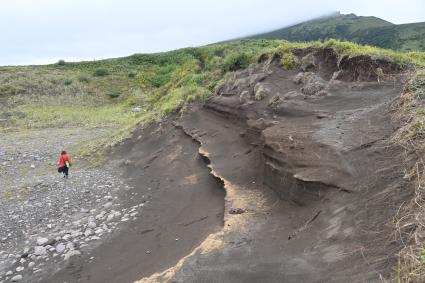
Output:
[58,154,72,168]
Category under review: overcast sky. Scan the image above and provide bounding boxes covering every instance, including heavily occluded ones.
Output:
[0,0,424,65]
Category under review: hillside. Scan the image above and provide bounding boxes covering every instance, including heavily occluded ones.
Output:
[1,40,425,282]
[250,13,425,52]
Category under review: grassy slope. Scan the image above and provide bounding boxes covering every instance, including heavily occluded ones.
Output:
[1,39,424,144]
[250,13,425,52]
[0,40,284,154]
[1,39,425,126]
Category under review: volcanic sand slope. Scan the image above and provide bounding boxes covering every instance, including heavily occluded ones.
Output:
[46,48,415,282]
[2,41,425,282]
[41,122,225,283]
[133,49,413,282]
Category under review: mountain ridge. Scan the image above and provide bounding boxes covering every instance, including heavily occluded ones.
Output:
[248,13,425,51]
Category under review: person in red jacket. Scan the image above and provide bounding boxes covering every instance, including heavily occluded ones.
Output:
[57,151,72,178]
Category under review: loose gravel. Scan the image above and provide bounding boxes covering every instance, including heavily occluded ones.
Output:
[0,128,141,282]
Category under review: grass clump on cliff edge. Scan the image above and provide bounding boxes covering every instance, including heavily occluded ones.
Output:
[409,70,425,97]
[389,69,425,282]
[221,52,252,72]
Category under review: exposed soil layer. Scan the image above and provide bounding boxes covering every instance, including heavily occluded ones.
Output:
[138,51,412,282]
[42,48,413,282]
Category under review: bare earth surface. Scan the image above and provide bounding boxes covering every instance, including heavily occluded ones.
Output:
[1,48,414,282]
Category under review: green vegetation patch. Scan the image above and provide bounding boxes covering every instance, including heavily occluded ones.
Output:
[57,59,66,66]
[221,52,252,72]
[410,70,425,97]
[2,38,425,157]
[93,68,110,77]
[106,91,121,99]
[2,39,425,123]
[16,103,136,129]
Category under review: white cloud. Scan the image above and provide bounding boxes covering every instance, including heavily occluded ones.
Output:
[0,0,424,65]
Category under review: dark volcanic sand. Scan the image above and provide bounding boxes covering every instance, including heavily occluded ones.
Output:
[43,123,225,283]
[43,50,413,283]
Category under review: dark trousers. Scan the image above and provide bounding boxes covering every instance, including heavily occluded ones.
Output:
[58,166,69,177]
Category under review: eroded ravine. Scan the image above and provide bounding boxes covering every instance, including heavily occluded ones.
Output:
[42,47,413,283]
[137,48,412,282]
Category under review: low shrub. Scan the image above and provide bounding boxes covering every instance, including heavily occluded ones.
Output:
[93,69,110,77]
[77,75,90,83]
[221,53,251,72]
[281,52,296,70]
[145,71,173,88]
[0,84,26,96]
[106,92,120,99]
[410,71,425,97]
[186,95,195,103]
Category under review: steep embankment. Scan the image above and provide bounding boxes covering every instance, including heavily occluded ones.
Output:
[43,47,413,282]
[136,48,412,282]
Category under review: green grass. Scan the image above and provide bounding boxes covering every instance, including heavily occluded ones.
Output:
[410,70,425,97]
[2,39,425,114]
[1,38,425,141]
[16,103,137,128]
